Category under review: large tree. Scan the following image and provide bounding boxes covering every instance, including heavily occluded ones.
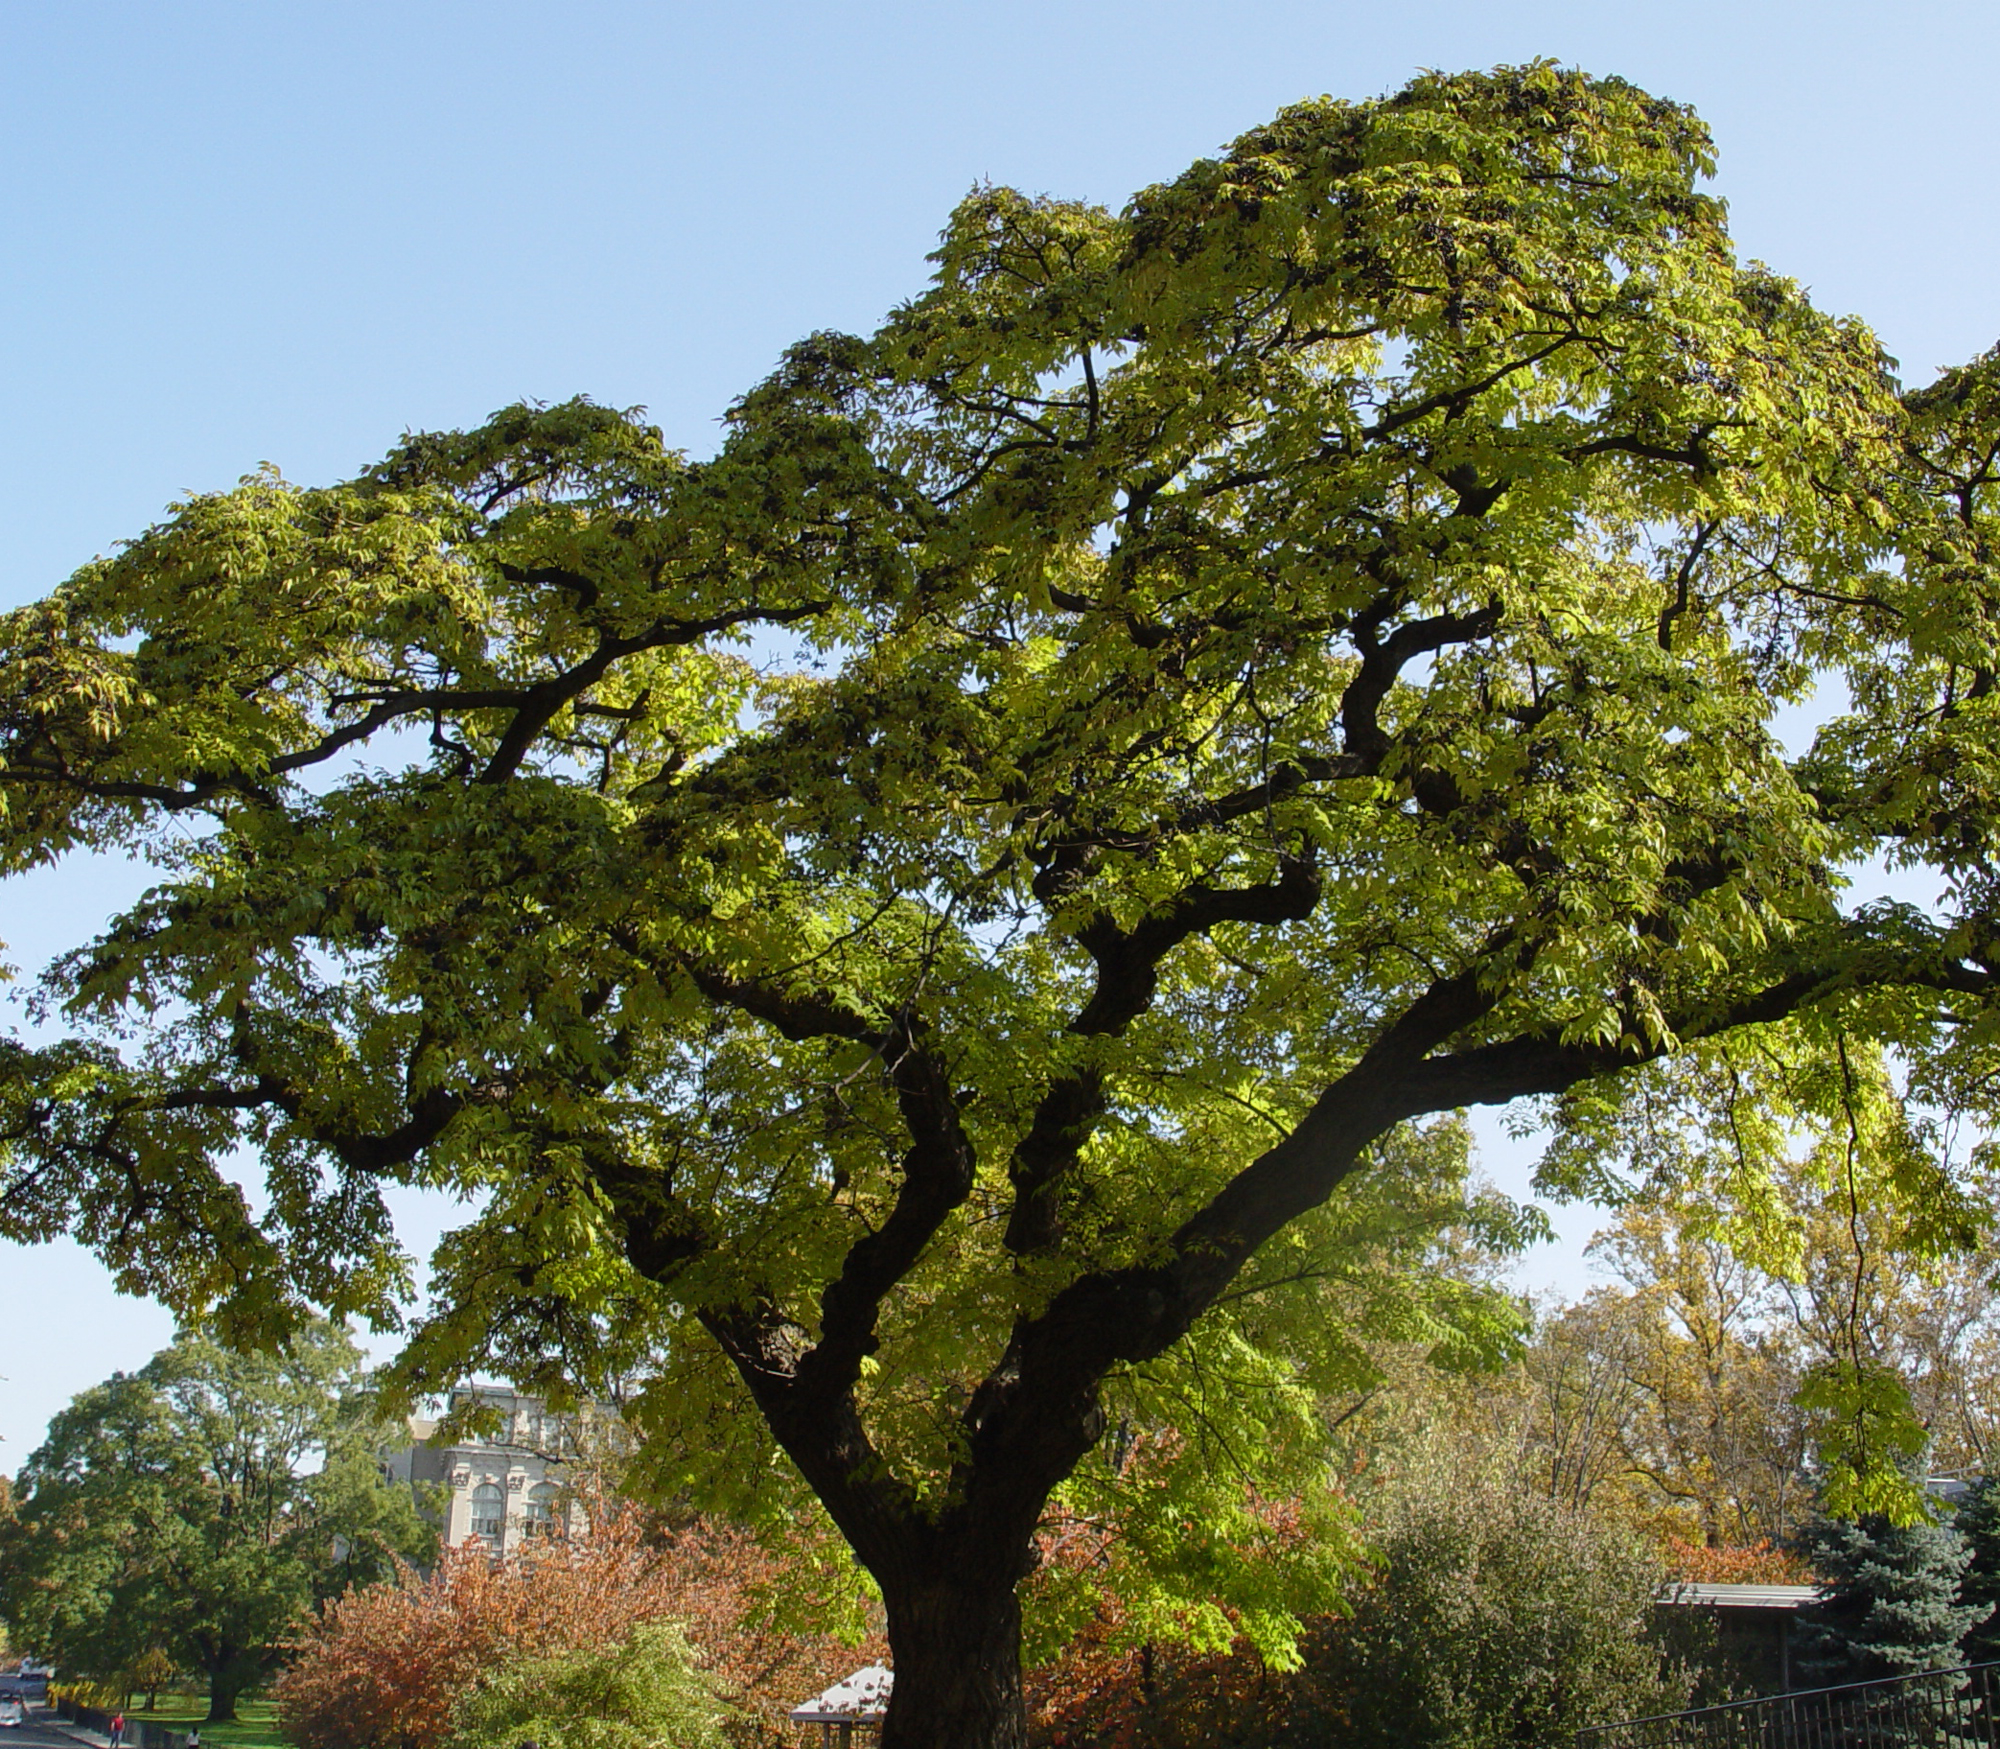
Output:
[4,62,2000,1747]
[0,1325,435,1720]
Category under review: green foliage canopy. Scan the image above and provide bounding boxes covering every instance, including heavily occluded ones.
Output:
[3,59,2000,1745]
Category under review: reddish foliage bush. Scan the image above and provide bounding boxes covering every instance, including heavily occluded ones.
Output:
[1662,1537,1815,1586]
[276,1507,882,1749]
[1027,1627,1299,1749]
[1021,1467,1326,1749]
[646,1517,888,1742]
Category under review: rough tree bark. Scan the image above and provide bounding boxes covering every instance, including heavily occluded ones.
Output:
[877,1554,1033,1749]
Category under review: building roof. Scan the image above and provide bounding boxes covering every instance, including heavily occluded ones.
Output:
[1659,1581,1818,1610]
[790,1666,893,1723]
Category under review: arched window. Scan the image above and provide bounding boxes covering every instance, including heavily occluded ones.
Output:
[523,1482,561,1537]
[469,1481,505,1542]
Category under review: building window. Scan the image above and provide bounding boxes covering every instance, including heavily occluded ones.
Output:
[469,1482,505,1541]
[523,1482,560,1537]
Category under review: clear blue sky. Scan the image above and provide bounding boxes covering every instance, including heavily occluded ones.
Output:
[1,0,1995,1457]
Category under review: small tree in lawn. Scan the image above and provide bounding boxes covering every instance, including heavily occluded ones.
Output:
[116,1649,178,1714]
[0,1323,433,1721]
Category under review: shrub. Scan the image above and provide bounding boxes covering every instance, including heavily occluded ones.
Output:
[1306,1470,1698,1749]
[1663,1538,1816,1586]
[275,1510,880,1749]
[449,1622,727,1749]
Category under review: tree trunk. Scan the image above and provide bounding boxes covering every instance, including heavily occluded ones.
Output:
[202,1671,240,1724]
[878,1562,1028,1749]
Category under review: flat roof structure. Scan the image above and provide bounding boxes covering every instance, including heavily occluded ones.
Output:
[1659,1582,1818,1609]
[790,1666,892,1746]
[1656,1580,1819,1695]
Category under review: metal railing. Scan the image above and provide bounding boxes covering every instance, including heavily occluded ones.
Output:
[1577,1661,2000,1748]
[52,1696,196,1749]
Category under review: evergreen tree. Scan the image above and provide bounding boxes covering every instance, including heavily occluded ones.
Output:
[1795,1505,1982,1689]
[1953,1476,2000,1667]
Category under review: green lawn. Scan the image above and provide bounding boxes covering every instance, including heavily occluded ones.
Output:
[125,1698,283,1749]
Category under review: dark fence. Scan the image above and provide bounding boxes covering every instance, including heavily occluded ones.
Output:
[51,1697,198,1749]
[1577,1662,2000,1749]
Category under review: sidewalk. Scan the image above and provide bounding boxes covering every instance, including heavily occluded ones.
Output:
[38,1711,178,1749]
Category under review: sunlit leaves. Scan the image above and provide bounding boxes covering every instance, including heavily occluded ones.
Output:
[3,64,2000,1682]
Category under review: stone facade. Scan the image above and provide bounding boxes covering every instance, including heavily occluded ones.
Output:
[383,1385,608,1554]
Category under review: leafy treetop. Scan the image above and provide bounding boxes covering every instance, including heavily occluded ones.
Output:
[3,59,2000,1744]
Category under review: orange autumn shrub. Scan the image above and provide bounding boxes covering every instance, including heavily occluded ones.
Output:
[646,1517,888,1742]
[1021,1460,1334,1749]
[276,1507,881,1749]
[1027,1627,1300,1749]
[1662,1537,1815,1586]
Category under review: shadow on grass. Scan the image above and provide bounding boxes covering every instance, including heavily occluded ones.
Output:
[122,1700,282,1749]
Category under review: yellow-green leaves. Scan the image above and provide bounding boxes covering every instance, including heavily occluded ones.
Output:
[2,65,1996,1626]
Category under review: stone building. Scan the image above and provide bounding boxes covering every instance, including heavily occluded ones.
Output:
[383,1385,609,1553]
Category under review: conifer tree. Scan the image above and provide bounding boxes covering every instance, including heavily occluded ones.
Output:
[1795,1502,1983,1689]
[1952,1475,2000,1668]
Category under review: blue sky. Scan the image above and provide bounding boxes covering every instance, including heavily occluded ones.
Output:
[1,0,1996,1456]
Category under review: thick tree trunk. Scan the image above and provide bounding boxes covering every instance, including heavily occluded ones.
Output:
[878,1560,1029,1749]
[202,1669,241,1724]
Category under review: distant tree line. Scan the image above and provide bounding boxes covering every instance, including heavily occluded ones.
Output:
[0,1323,434,1721]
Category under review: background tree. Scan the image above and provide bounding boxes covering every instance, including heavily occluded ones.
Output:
[115,1649,179,1715]
[1533,1037,2000,1529]
[1587,1199,1809,1545]
[1511,1199,1814,1547]
[1522,1292,1652,1518]
[0,1324,434,1720]
[8,61,2000,1749]
[1954,1475,2000,1668]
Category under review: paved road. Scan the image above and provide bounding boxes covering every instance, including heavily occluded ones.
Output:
[4,1714,91,1749]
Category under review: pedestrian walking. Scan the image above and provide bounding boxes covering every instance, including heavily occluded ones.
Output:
[187,1727,199,1749]
[108,1713,124,1749]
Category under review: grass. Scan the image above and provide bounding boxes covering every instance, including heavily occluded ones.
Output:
[124,1697,283,1749]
